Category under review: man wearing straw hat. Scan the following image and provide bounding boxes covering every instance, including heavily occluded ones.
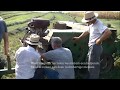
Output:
[15,34,43,79]
[73,11,112,79]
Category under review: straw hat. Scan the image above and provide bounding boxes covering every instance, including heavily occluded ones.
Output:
[25,34,42,46]
[82,11,98,23]
[0,17,3,20]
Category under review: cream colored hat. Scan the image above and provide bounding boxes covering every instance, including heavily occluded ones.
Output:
[0,17,3,20]
[82,11,98,23]
[25,34,42,46]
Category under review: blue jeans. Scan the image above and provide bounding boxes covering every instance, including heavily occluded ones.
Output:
[30,68,44,79]
[43,68,59,79]
[87,44,103,79]
[31,68,59,79]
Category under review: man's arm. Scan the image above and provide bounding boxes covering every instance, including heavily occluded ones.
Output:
[41,54,53,66]
[41,51,55,62]
[73,31,89,42]
[41,54,47,62]
[96,29,112,45]
[3,32,9,56]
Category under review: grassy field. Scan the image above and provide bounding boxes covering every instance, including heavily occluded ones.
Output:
[0,11,120,79]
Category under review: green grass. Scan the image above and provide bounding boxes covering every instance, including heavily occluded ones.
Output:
[5,12,45,25]
[8,23,27,31]
[0,11,22,16]
[1,73,15,79]
[54,13,74,21]
[74,17,82,23]
[100,19,120,36]
[41,12,54,19]
[1,11,33,19]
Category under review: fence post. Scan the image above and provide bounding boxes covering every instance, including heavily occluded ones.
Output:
[7,56,11,71]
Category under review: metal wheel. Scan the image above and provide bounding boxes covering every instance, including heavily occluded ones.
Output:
[100,54,114,74]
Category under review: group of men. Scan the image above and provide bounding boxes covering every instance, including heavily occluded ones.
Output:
[15,34,75,79]
[0,11,112,79]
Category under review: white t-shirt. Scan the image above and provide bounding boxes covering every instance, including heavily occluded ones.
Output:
[87,19,108,47]
[43,47,75,79]
[15,46,41,79]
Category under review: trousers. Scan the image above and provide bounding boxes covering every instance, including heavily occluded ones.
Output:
[87,44,103,79]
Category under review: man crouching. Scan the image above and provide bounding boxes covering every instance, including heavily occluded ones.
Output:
[41,37,75,79]
[15,34,43,79]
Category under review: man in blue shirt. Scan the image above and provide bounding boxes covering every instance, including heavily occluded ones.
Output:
[0,17,9,69]
[0,17,9,56]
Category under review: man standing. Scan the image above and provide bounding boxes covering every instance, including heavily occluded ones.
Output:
[15,34,42,79]
[0,17,9,69]
[73,11,112,79]
[41,37,75,79]
[0,17,9,56]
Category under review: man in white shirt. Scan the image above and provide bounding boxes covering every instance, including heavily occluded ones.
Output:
[15,34,42,79]
[41,37,75,79]
[73,11,112,79]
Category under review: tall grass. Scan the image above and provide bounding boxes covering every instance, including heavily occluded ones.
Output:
[96,11,120,20]
[69,11,120,20]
